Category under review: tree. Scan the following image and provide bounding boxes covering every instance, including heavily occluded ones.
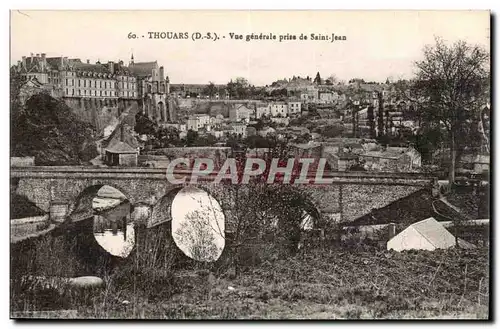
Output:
[376,91,384,138]
[156,126,181,147]
[326,74,338,85]
[295,133,312,144]
[235,77,249,99]
[11,93,98,165]
[134,112,156,136]
[321,124,345,138]
[204,81,217,99]
[214,141,320,274]
[413,38,489,184]
[173,209,223,263]
[367,105,376,138]
[226,79,236,99]
[313,72,322,85]
[185,129,198,147]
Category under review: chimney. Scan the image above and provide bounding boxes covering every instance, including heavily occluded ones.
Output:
[86,59,90,64]
[108,61,114,74]
[22,56,26,68]
[30,53,34,62]
[387,223,396,240]
[159,66,165,81]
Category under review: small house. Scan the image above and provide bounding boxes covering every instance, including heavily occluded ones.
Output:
[105,141,138,167]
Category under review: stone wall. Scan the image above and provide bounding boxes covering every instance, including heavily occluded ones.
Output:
[63,98,141,135]
[342,184,424,222]
[145,147,232,168]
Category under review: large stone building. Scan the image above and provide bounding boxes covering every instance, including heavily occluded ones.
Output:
[13,52,175,124]
[128,55,175,123]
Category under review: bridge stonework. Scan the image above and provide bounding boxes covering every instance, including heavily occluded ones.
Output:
[11,167,436,231]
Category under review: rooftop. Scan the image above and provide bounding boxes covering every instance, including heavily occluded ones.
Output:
[410,217,456,249]
[293,142,322,150]
[128,61,158,77]
[105,141,138,154]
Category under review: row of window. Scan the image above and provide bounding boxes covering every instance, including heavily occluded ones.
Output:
[64,88,137,98]
[65,78,136,90]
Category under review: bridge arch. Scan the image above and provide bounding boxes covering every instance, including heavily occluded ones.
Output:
[148,186,183,228]
[68,184,136,258]
[68,183,133,222]
[148,185,226,262]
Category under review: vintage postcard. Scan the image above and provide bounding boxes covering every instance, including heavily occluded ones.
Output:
[9,10,490,320]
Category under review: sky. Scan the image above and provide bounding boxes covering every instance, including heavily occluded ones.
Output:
[10,10,490,86]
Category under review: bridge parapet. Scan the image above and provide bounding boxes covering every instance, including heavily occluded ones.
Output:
[11,166,435,186]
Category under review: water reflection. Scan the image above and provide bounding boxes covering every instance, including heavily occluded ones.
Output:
[171,186,225,262]
[92,186,135,258]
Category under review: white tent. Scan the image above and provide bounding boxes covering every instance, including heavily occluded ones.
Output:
[387,217,456,252]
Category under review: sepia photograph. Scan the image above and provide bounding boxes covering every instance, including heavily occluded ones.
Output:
[9,10,491,320]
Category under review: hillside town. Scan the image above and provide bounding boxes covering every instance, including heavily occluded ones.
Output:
[11,53,490,179]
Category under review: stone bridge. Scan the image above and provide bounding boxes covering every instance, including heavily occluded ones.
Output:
[11,166,437,232]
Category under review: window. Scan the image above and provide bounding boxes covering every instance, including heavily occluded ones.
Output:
[100,91,102,96]
[79,90,81,95]
[65,78,68,86]
[84,80,86,87]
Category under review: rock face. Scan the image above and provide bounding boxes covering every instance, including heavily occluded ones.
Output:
[68,276,104,288]
[11,93,99,165]
[63,98,140,135]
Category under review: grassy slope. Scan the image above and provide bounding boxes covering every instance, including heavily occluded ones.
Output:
[69,247,489,319]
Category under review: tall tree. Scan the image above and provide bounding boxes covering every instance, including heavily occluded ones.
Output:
[204,81,217,98]
[377,91,384,137]
[313,72,322,85]
[413,38,489,184]
[367,105,376,138]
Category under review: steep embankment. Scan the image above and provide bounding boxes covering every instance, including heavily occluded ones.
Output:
[11,93,99,165]
[350,189,436,227]
[63,98,140,136]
